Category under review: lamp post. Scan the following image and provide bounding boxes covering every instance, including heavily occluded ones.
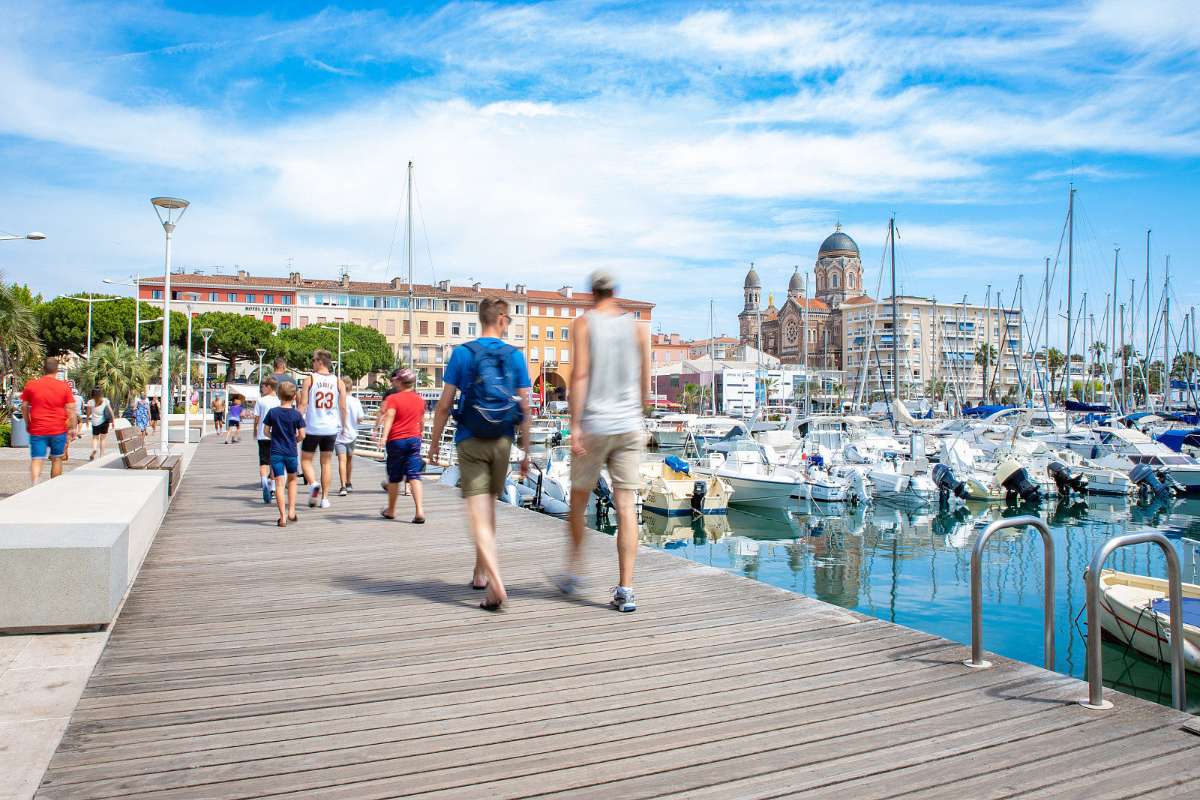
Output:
[63,295,120,360]
[102,273,145,351]
[321,323,344,377]
[255,348,267,383]
[152,196,189,453]
[200,328,214,437]
[182,294,200,445]
[0,231,46,241]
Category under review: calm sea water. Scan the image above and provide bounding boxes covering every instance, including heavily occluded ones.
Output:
[600,494,1200,712]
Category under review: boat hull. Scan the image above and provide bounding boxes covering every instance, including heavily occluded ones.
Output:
[1097,569,1200,673]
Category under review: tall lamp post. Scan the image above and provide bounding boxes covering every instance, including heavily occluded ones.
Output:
[181,294,200,445]
[152,196,189,453]
[321,323,344,377]
[63,295,120,360]
[255,348,267,384]
[200,327,214,437]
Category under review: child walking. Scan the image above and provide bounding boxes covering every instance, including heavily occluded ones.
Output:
[262,383,306,528]
[225,396,245,444]
[253,378,280,504]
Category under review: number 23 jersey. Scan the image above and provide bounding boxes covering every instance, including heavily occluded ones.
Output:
[305,372,342,436]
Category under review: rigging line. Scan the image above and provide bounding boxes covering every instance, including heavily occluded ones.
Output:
[412,178,438,287]
[383,176,408,278]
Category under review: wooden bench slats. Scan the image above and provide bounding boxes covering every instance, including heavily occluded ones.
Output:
[116,427,181,495]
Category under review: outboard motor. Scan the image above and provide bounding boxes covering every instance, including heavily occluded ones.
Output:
[996,459,1041,504]
[690,479,708,516]
[1047,461,1089,497]
[1129,463,1172,500]
[932,463,969,504]
[594,474,614,520]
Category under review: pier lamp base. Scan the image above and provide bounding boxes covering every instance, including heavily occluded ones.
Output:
[1078,699,1114,711]
[962,659,992,669]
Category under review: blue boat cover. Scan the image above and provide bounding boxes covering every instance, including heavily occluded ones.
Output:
[962,404,1014,418]
[1151,596,1200,628]
[1162,412,1200,425]
[1155,429,1200,453]
[664,455,691,475]
[1066,399,1110,412]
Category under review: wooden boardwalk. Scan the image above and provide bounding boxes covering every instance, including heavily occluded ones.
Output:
[37,437,1200,799]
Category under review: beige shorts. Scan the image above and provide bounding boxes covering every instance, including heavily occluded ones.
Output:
[571,431,643,492]
[457,436,512,498]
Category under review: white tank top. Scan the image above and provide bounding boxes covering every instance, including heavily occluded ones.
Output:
[581,310,643,435]
[305,372,342,435]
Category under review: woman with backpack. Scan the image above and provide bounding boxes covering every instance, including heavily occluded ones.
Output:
[428,297,532,612]
[86,388,114,460]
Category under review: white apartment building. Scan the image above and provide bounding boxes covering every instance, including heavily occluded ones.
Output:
[842,296,1023,404]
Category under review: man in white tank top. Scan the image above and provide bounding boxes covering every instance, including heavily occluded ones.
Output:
[296,349,348,508]
[558,271,650,613]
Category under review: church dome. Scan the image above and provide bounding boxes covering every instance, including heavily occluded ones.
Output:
[818,226,859,258]
[788,266,803,293]
[743,266,761,289]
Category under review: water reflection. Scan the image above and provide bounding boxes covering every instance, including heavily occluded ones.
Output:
[600,497,1200,712]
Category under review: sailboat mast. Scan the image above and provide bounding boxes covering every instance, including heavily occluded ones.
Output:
[890,216,898,406]
[1043,256,1050,403]
[1065,184,1075,411]
[1081,293,1088,403]
[406,161,415,373]
[1164,255,1171,408]
[708,299,715,416]
[1146,229,1152,394]
[1111,247,1119,410]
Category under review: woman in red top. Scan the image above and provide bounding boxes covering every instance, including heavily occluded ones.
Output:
[378,368,427,523]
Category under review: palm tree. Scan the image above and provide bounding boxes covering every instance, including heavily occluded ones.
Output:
[71,339,152,411]
[680,383,700,414]
[975,344,998,402]
[924,378,947,401]
[1046,348,1065,396]
[0,276,44,384]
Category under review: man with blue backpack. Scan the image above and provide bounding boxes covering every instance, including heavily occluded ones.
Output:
[429,296,532,612]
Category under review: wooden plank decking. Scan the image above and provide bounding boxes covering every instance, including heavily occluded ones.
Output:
[37,437,1200,799]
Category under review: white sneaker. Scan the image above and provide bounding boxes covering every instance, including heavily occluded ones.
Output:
[309,485,321,508]
[610,586,637,613]
[320,498,331,509]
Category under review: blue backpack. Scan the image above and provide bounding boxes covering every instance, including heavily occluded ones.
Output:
[453,341,523,439]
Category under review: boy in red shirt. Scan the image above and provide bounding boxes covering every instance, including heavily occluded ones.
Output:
[377,368,426,523]
[20,358,79,484]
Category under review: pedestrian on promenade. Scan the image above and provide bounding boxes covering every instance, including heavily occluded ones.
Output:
[133,395,150,434]
[211,394,226,433]
[376,376,407,495]
[225,395,245,444]
[429,297,532,611]
[296,349,348,509]
[86,388,113,461]
[20,358,78,484]
[556,271,650,613]
[149,397,160,433]
[254,378,280,504]
[271,357,297,391]
[262,382,306,527]
[378,368,426,523]
[336,389,365,496]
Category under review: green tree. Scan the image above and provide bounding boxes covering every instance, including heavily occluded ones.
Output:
[975,344,998,401]
[1171,351,1198,379]
[680,382,701,413]
[70,339,153,411]
[1046,348,1065,394]
[274,322,393,382]
[189,312,276,380]
[36,294,186,355]
[0,275,45,382]
[924,378,947,401]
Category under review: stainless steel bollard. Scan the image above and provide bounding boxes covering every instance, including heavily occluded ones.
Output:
[967,515,1055,670]
[1080,531,1187,711]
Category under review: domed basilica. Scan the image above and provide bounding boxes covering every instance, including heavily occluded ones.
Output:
[738,225,872,369]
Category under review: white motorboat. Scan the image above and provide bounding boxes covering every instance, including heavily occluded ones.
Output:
[804,462,871,504]
[648,413,696,448]
[694,442,805,509]
[639,455,733,516]
[529,416,565,446]
[1097,569,1200,672]
[867,457,938,506]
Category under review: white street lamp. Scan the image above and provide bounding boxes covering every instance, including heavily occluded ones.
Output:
[0,231,46,241]
[152,196,189,453]
[182,293,200,445]
[63,295,120,360]
[199,327,214,438]
[102,273,145,351]
[255,348,267,383]
[321,323,345,377]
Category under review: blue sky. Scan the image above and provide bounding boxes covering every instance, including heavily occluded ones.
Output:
[1,0,1198,344]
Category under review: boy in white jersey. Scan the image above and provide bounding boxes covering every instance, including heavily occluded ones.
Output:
[253,378,280,504]
[296,349,348,508]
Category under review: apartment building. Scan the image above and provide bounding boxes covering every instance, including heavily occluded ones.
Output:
[841,296,1023,404]
[138,269,301,328]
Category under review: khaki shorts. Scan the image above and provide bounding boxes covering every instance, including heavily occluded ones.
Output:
[457,436,513,498]
[571,431,643,492]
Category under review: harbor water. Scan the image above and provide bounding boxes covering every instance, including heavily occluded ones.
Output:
[599,496,1200,713]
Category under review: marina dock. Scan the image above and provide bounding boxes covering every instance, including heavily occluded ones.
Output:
[35,437,1200,799]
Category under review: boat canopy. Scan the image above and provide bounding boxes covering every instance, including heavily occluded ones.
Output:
[1065,399,1109,412]
[1162,412,1200,425]
[1155,428,1200,453]
[962,404,1014,418]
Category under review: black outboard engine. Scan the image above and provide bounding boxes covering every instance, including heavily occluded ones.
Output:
[1129,463,1172,500]
[932,463,969,504]
[593,474,614,520]
[1047,461,1089,497]
[996,459,1041,504]
[690,480,708,516]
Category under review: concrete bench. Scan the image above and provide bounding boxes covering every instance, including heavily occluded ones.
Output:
[116,427,182,494]
[0,469,168,632]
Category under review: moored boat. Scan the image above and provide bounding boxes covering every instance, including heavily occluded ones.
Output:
[1097,569,1200,673]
